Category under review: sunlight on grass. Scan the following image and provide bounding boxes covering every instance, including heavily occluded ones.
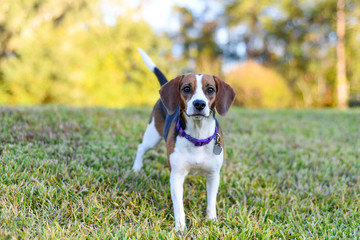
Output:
[0,106,359,238]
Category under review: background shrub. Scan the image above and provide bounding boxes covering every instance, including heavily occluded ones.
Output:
[225,61,292,108]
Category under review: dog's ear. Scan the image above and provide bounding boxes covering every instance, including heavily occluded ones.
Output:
[159,75,184,115]
[213,75,236,116]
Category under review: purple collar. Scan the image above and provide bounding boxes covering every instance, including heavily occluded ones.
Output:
[176,119,218,147]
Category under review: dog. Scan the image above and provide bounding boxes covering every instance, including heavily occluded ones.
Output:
[132,48,236,231]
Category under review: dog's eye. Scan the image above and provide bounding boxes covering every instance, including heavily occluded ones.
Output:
[183,86,191,93]
[207,87,215,95]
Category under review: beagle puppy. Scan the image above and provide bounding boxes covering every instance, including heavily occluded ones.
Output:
[133,48,236,231]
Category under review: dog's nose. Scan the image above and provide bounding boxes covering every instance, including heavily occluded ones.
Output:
[193,100,206,111]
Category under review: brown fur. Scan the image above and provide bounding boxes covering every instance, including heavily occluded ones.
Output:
[159,75,184,115]
[218,128,225,149]
[201,74,217,110]
[149,100,167,136]
[213,75,236,116]
[166,121,177,171]
[178,74,197,112]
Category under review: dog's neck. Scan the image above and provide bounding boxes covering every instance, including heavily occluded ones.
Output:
[182,112,216,140]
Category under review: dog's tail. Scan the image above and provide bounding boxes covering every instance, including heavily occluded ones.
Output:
[138,48,168,86]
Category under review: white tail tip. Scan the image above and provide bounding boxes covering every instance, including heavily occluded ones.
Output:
[138,48,156,71]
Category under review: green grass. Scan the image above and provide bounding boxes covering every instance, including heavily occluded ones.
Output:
[1,106,360,239]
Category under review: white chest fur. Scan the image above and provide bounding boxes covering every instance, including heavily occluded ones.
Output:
[170,115,223,175]
[170,136,223,175]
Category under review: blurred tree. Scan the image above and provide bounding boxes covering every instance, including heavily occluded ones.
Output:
[346,1,360,106]
[222,0,360,107]
[0,0,174,106]
[77,18,172,107]
[0,0,95,63]
[0,0,98,104]
[1,0,359,108]
[222,0,341,107]
[336,0,348,109]
[171,4,222,76]
[169,0,359,107]
[225,0,272,61]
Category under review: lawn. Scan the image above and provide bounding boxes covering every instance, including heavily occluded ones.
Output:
[0,106,360,239]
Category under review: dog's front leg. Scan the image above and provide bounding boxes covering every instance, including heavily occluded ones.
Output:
[206,172,220,221]
[170,169,188,232]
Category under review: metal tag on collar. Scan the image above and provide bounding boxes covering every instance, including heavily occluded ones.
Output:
[213,133,222,155]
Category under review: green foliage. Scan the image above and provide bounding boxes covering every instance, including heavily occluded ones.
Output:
[221,0,342,107]
[172,5,222,76]
[1,106,360,238]
[0,0,174,107]
[226,61,291,108]
[1,0,360,108]
[171,0,360,107]
[346,2,360,103]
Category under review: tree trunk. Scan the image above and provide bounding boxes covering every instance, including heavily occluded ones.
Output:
[336,0,349,109]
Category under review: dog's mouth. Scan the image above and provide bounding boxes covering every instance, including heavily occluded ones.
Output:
[187,113,208,119]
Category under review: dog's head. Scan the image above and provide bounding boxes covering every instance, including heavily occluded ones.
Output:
[159,73,236,118]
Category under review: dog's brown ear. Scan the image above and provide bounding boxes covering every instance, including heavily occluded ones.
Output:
[159,75,184,115]
[213,75,236,116]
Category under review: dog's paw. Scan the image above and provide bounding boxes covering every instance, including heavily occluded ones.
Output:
[174,218,186,233]
[174,224,186,233]
[132,163,143,172]
[206,215,218,223]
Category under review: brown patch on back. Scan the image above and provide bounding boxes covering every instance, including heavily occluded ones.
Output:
[166,120,177,171]
[148,99,166,137]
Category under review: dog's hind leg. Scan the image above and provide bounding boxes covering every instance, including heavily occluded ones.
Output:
[132,117,162,172]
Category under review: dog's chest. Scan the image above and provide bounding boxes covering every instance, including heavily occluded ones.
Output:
[170,136,223,174]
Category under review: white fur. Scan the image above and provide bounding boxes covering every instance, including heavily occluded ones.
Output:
[186,74,211,117]
[170,115,222,231]
[138,48,156,71]
[132,117,162,172]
